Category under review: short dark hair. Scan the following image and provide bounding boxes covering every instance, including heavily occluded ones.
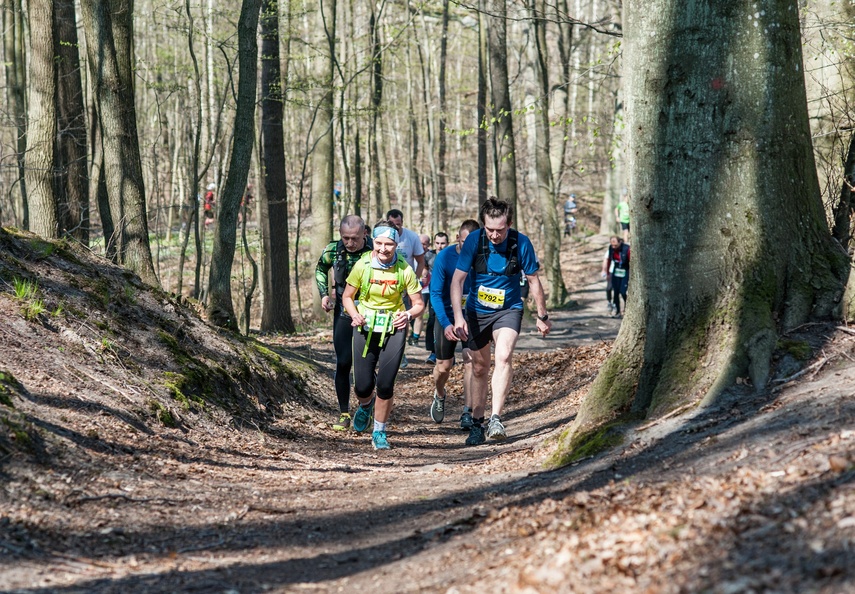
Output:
[479,196,513,225]
[434,232,449,242]
[460,219,480,234]
[386,209,404,220]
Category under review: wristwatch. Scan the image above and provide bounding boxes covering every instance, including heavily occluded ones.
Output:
[537,313,549,322]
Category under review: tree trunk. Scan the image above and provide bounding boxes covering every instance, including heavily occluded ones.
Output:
[553,0,848,463]
[55,0,89,244]
[436,0,450,231]
[259,0,295,333]
[526,0,566,307]
[80,0,158,285]
[25,0,58,238]
[206,0,262,329]
[310,0,336,318]
[834,132,855,321]
[488,0,518,209]
[4,0,28,228]
[477,0,488,206]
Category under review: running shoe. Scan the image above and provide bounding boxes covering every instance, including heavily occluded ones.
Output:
[426,352,437,365]
[401,355,409,369]
[465,423,486,446]
[332,412,351,431]
[353,403,374,433]
[459,410,473,431]
[486,415,507,440]
[430,391,446,423]
[372,430,390,450]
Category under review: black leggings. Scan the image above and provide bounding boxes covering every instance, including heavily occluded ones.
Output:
[425,300,436,353]
[611,273,628,313]
[332,308,355,413]
[352,327,407,400]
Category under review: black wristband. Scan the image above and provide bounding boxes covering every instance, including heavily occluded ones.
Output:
[537,313,549,322]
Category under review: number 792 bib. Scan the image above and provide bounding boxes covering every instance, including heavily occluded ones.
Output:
[477,285,506,309]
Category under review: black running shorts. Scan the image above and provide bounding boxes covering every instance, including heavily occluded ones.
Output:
[466,308,523,351]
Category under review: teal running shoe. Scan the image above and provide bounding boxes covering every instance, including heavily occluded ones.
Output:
[353,402,374,433]
[372,430,390,450]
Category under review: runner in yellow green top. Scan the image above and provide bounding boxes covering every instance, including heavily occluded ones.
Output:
[342,220,424,450]
[615,188,631,242]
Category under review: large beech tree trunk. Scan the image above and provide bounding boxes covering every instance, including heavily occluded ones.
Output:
[309,0,335,318]
[55,0,89,243]
[206,0,261,329]
[554,0,847,461]
[259,0,295,333]
[80,0,158,285]
[26,0,58,238]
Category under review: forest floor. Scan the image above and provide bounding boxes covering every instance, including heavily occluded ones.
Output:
[1,229,854,593]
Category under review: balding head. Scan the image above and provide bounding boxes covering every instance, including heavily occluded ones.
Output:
[340,215,366,253]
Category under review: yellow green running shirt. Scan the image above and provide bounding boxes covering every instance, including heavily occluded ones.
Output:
[346,254,420,313]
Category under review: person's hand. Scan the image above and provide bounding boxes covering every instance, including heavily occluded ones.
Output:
[321,296,334,312]
[350,314,366,327]
[454,319,469,342]
[444,324,458,341]
[392,311,411,330]
[600,271,607,279]
[536,318,552,337]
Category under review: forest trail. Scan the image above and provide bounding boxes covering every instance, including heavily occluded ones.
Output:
[2,232,854,593]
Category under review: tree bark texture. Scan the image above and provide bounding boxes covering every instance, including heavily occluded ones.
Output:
[4,0,28,228]
[25,0,58,238]
[310,0,336,317]
[560,0,848,454]
[55,0,90,244]
[477,0,488,206]
[206,0,261,329]
[526,0,566,307]
[259,0,295,333]
[488,0,518,210]
[437,0,450,231]
[80,0,158,285]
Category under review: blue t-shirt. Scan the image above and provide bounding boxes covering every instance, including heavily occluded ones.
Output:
[455,229,540,314]
[430,245,473,329]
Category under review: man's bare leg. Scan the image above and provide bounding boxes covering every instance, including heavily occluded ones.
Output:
[469,344,492,420]
[489,327,519,418]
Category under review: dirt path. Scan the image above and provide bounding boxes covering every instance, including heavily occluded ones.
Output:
[3,233,854,593]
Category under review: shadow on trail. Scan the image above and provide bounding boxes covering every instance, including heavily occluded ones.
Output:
[8,376,854,591]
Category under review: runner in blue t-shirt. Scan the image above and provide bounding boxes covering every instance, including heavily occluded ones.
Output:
[450,197,552,446]
[428,219,480,429]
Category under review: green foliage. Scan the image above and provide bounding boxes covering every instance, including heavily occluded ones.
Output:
[12,277,46,320]
[0,370,21,408]
[149,400,176,427]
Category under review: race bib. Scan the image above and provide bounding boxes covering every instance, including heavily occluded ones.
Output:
[613,268,627,278]
[477,285,506,309]
[461,295,468,309]
[363,310,391,332]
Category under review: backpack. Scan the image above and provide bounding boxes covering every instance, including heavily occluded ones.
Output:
[332,238,372,295]
[474,228,521,277]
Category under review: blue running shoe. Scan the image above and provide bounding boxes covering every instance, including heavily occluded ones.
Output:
[353,402,374,433]
[372,430,390,450]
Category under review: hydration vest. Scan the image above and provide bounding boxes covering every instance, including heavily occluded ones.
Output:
[473,228,521,277]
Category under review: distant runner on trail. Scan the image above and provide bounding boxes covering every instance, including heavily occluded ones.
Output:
[450,197,552,446]
[615,188,631,242]
[315,215,373,431]
[342,221,424,450]
[429,220,480,428]
[602,236,630,319]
